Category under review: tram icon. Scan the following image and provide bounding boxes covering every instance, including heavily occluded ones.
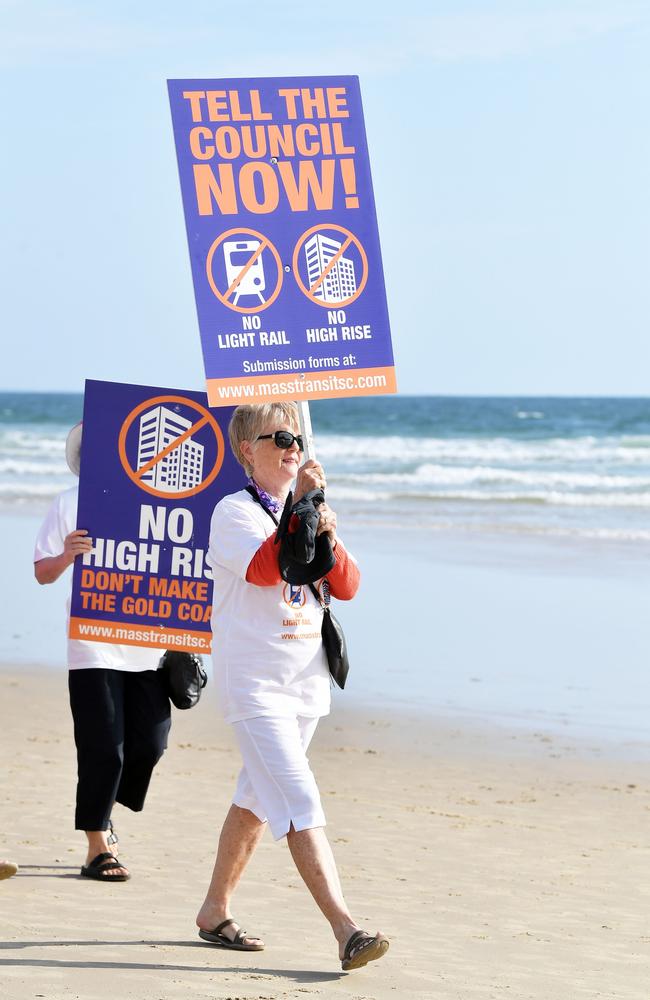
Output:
[223,240,266,305]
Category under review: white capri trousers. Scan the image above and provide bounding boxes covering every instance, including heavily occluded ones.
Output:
[231,714,326,840]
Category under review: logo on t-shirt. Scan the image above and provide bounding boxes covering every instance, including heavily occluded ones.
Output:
[283,583,306,609]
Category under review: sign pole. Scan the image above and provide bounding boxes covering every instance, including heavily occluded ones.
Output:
[296,400,316,461]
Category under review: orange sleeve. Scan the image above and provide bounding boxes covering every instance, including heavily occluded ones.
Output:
[245,534,282,586]
[327,540,360,600]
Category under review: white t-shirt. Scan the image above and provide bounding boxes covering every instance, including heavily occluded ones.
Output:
[34,486,161,673]
[208,489,330,723]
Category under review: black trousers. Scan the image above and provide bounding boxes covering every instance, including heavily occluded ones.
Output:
[68,668,171,831]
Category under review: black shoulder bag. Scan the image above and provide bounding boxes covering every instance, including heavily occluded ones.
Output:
[158,650,207,710]
[246,485,350,690]
[307,579,349,690]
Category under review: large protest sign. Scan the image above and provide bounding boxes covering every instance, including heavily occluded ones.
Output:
[168,76,396,406]
[68,380,240,652]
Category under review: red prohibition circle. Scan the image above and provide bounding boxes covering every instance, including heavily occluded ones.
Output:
[118,395,225,499]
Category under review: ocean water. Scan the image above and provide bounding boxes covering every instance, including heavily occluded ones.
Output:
[3,392,650,542]
[3,392,648,747]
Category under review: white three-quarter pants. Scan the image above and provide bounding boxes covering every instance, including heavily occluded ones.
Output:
[231,714,326,840]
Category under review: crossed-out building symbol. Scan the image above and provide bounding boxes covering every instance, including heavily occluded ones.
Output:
[136,406,205,493]
[304,233,357,303]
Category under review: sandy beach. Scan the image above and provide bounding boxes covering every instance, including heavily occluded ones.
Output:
[1,666,648,1000]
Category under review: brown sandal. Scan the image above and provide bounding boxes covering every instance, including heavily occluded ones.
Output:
[341,930,389,971]
[198,918,264,951]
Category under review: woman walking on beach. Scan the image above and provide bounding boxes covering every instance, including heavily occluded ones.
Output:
[196,402,388,972]
[33,423,171,882]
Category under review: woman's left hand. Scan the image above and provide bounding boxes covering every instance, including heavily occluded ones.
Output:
[315,502,338,546]
[294,459,326,499]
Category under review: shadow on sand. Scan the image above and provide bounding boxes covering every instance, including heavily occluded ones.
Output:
[0,939,344,982]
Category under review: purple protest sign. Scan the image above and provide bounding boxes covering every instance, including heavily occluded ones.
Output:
[69,379,241,653]
[167,76,396,405]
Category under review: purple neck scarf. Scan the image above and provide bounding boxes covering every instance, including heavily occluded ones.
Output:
[247,477,282,515]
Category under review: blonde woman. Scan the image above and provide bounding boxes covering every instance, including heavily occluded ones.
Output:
[196,402,388,972]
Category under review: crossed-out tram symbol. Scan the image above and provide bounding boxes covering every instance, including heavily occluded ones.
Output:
[205,228,283,314]
[284,584,305,609]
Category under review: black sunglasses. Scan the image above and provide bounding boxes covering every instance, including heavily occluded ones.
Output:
[256,430,304,451]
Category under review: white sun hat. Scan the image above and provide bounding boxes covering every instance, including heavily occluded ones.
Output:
[65,422,83,477]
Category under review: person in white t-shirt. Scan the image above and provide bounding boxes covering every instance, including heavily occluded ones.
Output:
[33,422,171,882]
[195,403,389,973]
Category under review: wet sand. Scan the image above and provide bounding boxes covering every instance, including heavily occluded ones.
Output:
[1,667,648,999]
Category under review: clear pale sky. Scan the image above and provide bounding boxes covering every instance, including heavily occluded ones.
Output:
[1,1,648,395]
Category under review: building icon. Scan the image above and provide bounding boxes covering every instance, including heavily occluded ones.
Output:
[137,406,204,492]
[304,233,357,303]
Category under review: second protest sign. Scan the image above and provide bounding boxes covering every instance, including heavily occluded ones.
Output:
[69,379,241,653]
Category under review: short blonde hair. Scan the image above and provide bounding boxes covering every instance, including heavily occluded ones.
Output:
[228,403,299,476]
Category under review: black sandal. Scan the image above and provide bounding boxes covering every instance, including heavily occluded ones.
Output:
[198,918,264,951]
[80,852,130,882]
[341,930,389,971]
